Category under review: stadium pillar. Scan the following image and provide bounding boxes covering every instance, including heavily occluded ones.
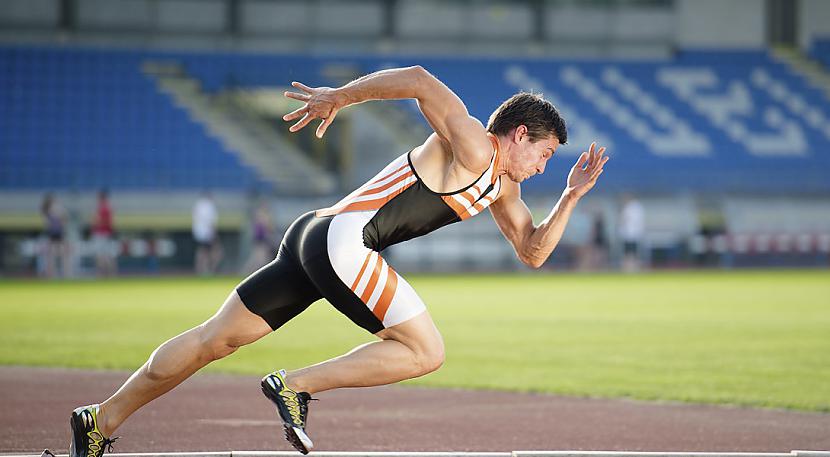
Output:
[59,0,77,32]
[227,0,241,37]
[382,0,398,41]
[531,0,545,45]
[767,0,798,46]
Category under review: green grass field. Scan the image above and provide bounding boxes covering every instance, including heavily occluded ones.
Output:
[1,270,829,412]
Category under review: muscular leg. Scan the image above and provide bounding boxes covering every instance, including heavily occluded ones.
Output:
[285,310,444,394]
[96,290,272,436]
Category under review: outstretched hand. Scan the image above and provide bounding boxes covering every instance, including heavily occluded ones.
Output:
[282,81,344,138]
[566,142,609,199]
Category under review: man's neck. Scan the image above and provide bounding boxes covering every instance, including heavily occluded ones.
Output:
[492,134,510,176]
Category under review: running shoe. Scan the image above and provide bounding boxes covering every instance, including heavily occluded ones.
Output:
[69,405,118,457]
[261,369,314,454]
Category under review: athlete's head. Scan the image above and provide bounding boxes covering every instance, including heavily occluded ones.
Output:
[487,92,567,182]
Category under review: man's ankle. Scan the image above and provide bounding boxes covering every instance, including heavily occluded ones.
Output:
[284,372,309,394]
[97,404,116,437]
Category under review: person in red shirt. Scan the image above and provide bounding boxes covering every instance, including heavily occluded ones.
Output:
[92,189,116,277]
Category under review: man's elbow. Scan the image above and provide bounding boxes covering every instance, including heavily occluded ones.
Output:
[408,65,437,94]
[407,65,429,85]
[518,250,546,269]
[408,65,429,78]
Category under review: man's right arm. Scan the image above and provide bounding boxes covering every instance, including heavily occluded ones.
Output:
[283,66,491,170]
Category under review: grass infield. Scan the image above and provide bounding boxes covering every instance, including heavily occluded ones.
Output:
[1,270,828,411]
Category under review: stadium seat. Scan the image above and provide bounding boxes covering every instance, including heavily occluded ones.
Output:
[2,44,829,194]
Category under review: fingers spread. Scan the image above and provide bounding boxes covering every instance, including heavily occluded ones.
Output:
[588,142,596,168]
[316,120,328,138]
[284,91,310,102]
[316,111,339,138]
[290,113,314,132]
[591,150,608,172]
[283,105,308,121]
[590,145,607,171]
[292,81,314,93]
[575,151,589,169]
[590,158,608,180]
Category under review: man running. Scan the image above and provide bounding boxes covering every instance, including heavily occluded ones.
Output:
[69,65,608,456]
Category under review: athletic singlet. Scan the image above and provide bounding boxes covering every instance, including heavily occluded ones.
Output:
[317,134,503,251]
[236,135,505,334]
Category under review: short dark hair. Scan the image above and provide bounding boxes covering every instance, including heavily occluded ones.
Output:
[486,92,567,144]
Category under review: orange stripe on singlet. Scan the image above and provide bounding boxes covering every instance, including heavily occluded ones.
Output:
[359,171,413,196]
[350,252,373,292]
[317,163,410,217]
[337,181,415,214]
[442,195,472,220]
[372,264,398,322]
[442,136,500,218]
[360,255,385,303]
[457,185,481,205]
[472,195,496,213]
[380,163,411,182]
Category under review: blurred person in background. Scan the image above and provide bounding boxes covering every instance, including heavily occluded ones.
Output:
[573,207,609,272]
[568,208,594,271]
[576,209,608,271]
[241,201,276,274]
[619,194,645,272]
[92,189,117,277]
[40,192,70,278]
[589,210,609,270]
[69,66,608,456]
[192,191,223,275]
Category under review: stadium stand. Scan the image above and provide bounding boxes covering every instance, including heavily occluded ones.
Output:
[1,41,828,270]
[810,37,830,69]
[0,45,269,190]
[185,49,830,194]
[3,45,828,196]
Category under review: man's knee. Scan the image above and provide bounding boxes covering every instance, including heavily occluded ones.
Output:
[414,341,445,376]
[144,326,238,382]
[198,325,241,362]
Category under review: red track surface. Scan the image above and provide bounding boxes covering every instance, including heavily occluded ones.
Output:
[2,366,829,454]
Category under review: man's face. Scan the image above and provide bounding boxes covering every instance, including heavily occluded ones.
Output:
[507,130,560,183]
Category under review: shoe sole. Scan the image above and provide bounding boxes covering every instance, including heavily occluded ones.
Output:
[260,380,314,454]
[69,410,86,457]
[284,425,313,455]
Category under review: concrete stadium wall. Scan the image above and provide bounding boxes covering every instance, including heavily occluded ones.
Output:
[0,0,779,54]
[0,0,799,54]
[675,0,766,49]
[0,0,59,26]
[798,0,830,49]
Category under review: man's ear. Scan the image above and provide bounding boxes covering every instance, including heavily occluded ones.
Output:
[513,125,528,144]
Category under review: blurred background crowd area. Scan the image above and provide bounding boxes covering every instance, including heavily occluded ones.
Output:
[1,0,830,277]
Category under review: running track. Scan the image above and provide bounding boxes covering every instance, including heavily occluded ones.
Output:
[1,367,828,454]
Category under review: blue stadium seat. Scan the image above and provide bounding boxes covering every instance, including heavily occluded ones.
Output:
[2,44,829,193]
[0,45,264,191]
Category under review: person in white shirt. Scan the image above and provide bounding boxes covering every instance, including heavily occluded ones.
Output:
[192,192,222,275]
[619,194,645,272]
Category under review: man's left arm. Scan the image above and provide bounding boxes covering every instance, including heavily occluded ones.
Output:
[490,143,608,268]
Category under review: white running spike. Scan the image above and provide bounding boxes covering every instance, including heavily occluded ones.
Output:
[293,426,314,451]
